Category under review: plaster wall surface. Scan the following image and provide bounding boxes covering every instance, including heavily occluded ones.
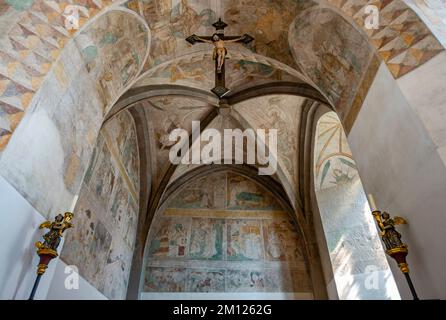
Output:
[397,52,446,165]
[349,62,446,299]
[316,178,399,300]
[0,175,56,299]
[46,260,107,300]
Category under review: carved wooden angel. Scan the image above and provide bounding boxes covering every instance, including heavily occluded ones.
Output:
[373,211,407,251]
[36,212,74,251]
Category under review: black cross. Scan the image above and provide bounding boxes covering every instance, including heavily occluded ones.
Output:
[186,19,254,98]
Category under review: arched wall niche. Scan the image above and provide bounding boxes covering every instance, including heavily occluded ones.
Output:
[123,89,332,300]
[123,91,319,229]
[139,165,321,300]
[0,0,446,301]
[59,109,141,300]
[0,8,150,219]
[310,110,400,300]
[0,7,151,299]
[0,0,145,153]
[288,6,381,134]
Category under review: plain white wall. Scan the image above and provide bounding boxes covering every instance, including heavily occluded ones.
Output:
[349,62,446,299]
[0,174,106,300]
[46,260,107,300]
[0,174,57,299]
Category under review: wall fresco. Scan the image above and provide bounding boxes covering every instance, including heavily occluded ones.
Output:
[1,0,443,154]
[143,171,312,295]
[227,173,282,211]
[314,112,357,191]
[140,0,302,70]
[134,53,303,93]
[102,110,140,196]
[142,95,213,187]
[233,95,303,207]
[227,219,263,261]
[289,8,378,120]
[0,10,147,225]
[61,110,140,300]
[148,217,190,258]
[0,1,146,153]
[144,267,187,292]
[226,269,267,292]
[404,0,446,47]
[188,269,226,292]
[326,0,444,78]
[189,218,224,260]
[313,111,398,299]
[263,219,303,263]
[170,172,226,209]
[76,10,148,107]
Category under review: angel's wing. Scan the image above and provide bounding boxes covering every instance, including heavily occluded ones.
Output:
[394,216,408,225]
[39,221,52,229]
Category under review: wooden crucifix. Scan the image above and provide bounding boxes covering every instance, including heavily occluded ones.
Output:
[186,18,254,98]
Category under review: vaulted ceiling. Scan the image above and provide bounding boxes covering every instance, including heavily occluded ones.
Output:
[100,0,444,246]
[1,0,444,247]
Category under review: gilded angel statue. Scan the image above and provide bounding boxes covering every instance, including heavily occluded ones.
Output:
[35,212,74,252]
[373,211,407,251]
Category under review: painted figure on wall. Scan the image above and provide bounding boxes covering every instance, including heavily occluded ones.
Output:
[188,270,225,292]
[145,267,187,292]
[189,219,223,260]
[144,172,310,295]
[263,219,303,262]
[290,8,374,112]
[227,174,280,210]
[149,218,189,258]
[227,220,263,261]
[314,112,358,190]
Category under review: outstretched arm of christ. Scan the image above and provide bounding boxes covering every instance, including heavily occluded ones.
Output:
[186,34,254,45]
[186,34,213,44]
[223,34,254,44]
[196,35,214,44]
[224,36,245,43]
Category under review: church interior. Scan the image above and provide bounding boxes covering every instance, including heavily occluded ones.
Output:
[1,0,446,301]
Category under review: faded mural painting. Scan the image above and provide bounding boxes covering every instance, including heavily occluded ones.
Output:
[314,112,357,191]
[139,0,305,70]
[1,0,443,156]
[289,8,379,123]
[234,95,303,207]
[326,0,444,78]
[143,171,313,295]
[0,1,149,153]
[134,54,301,94]
[76,10,148,107]
[61,110,140,300]
[0,9,148,222]
[143,96,213,186]
[313,112,398,299]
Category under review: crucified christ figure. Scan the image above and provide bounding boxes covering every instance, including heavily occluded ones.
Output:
[186,19,254,98]
[194,33,246,73]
